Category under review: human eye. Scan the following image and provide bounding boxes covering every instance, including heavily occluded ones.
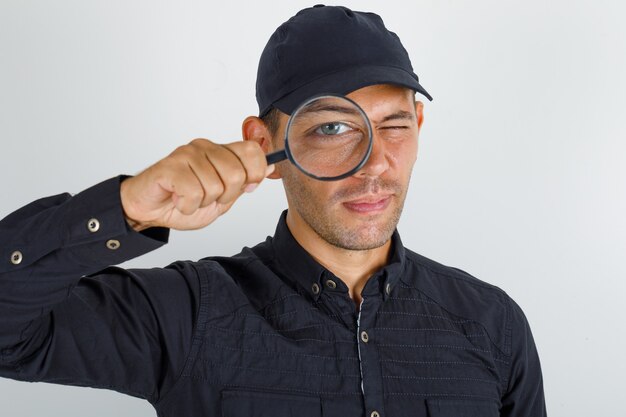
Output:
[380,125,410,131]
[379,125,413,142]
[302,121,364,151]
[315,122,352,136]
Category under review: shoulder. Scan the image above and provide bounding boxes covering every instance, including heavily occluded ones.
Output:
[401,248,518,355]
[188,238,288,309]
[193,236,275,280]
[403,248,508,296]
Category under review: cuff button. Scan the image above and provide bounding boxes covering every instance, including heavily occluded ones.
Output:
[87,218,100,233]
[10,251,23,265]
[106,239,121,250]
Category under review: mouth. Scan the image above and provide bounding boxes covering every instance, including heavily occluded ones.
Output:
[342,195,392,214]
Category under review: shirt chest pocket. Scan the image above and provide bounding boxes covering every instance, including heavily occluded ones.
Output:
[426,399,500,417]
[221,390,322,417]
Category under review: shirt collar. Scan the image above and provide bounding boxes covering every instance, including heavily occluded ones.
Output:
[270,210,406,302]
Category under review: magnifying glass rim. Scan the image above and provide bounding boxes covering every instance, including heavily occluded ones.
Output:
[283,93,373,181]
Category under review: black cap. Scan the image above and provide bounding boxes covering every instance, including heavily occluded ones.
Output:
[256,4,433,117]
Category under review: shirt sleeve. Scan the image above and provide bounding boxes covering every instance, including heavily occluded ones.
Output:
[0,175,200,404]
[500,297,547,416]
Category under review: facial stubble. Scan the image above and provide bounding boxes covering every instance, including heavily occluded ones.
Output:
[281,167,410,251]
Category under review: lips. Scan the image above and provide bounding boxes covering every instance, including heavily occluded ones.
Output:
[342,195,392,214]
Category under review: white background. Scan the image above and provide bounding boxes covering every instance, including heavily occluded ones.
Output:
[1,1,625,416]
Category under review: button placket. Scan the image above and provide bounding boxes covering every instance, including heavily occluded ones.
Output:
[355,296,386,416]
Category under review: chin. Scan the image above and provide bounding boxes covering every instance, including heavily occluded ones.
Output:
[318,212,397,251]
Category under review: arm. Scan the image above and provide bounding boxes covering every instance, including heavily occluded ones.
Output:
[0,175,198,402]
[0,138,272,402]
[500,298,547,416]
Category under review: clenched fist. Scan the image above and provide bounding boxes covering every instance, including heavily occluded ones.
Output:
[120,138,274,231]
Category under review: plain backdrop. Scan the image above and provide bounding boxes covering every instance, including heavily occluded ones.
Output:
[1,1,625,416]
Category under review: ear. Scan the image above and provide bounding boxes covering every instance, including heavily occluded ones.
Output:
[415,101,424,130]
[242,116,271,152]
[242,116,282,179]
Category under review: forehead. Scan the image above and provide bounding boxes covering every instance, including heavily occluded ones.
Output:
[346,84,416,124]
[346,84,415,109]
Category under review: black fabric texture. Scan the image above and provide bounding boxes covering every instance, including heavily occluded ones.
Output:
[0,176,546,416]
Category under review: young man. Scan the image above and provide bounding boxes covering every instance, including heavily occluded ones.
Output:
[0,5,546,417]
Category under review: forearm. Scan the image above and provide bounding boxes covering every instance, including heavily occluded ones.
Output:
[0,175,169,359]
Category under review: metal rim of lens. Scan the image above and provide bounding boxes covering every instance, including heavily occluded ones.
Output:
[283,93,373,181]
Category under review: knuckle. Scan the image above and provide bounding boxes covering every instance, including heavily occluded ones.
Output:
[173,139,216,158]
[226,170,246,186]
[228,141,257,159]
[241,140,261,155]
[188,186,204,202]
[248,170,265,184]
[169,145,193,161]
[189,138,210,147]
[205,181,225,200]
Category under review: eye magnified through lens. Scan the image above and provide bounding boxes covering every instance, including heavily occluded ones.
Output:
[265,95,373,181]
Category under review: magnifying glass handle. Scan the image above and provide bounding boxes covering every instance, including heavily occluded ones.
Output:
[265,149,288,165]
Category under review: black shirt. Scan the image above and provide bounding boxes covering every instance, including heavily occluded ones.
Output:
[0,175,547,416]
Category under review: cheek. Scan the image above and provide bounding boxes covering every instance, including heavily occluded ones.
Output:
[387,137,418,169]
[281,164,335,202]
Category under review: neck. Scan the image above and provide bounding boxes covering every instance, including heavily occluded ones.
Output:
[286,210,391,306]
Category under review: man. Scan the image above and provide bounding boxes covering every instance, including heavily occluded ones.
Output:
[0,5,546,417]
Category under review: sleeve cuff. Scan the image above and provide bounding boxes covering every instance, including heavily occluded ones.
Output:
[60,175,170,268]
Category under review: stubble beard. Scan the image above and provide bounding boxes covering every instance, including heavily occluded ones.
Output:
[282,170,410,251]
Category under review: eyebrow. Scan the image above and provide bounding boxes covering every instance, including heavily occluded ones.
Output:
[295,104,415,124]
[297,103,362,117]
[377,110,415,124]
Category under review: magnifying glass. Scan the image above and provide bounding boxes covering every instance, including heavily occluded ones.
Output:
[265,94,373,181]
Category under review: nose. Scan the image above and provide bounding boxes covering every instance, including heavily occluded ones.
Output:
[355,131,389,178]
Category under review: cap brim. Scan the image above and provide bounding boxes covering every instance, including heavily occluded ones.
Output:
[265,65,433,116]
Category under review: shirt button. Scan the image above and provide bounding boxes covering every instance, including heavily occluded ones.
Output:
[10,251,23,265]
[361,331,369,343]
[106,239,121,250]
[371,411,380,417]
[385,283,391,295]
[87,218,100,233]
[325,279,337,289]
[311,283,320,294]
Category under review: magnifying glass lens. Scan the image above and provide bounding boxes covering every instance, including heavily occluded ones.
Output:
[286,96,372,179]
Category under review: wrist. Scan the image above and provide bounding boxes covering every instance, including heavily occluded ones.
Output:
[124,215,150,232]
[120,176,150,232]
